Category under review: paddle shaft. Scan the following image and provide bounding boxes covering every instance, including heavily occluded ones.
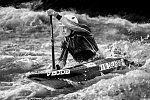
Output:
[50,15,55,69]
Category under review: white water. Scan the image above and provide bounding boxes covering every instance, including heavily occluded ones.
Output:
[0,7,150,100]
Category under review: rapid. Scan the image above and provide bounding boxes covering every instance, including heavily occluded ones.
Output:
[0,7,150,100]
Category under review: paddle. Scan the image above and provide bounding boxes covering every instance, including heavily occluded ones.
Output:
[50,15,55,69]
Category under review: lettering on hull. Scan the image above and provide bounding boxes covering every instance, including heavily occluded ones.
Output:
[84,62,96,67]
[47,69,70,76]
[99,59,125,71]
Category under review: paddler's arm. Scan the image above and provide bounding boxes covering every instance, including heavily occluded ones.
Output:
[56,14,91,33]
[57,47,68,68]
[46,9,91,33]
[56,39,69,69]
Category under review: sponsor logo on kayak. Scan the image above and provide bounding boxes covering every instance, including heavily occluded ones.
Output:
[47,69,70,76]
[84,62,96,67]
[99,59,125,71]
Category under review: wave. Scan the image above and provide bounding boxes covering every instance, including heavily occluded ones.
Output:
[0,7,150,43]
[0,6,150,100]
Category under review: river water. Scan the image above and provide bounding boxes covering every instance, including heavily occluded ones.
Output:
[0,7,150,100]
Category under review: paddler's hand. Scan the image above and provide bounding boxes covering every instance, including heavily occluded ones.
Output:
[46,9,58,17]
[55,61,65,70]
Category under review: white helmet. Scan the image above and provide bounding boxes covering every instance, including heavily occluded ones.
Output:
[58,14,78,26]
[64,14,78,23]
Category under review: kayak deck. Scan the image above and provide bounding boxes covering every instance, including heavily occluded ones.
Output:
[27,58,126,89]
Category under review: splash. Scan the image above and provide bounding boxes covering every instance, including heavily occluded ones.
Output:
[0,7,150,99]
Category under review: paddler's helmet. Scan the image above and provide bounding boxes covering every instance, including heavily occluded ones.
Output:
[58,14,91,33]
[58,14,78,27]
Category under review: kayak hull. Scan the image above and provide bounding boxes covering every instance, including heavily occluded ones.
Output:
[27,58,126,89]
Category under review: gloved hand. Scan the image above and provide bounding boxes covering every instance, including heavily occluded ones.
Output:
[55,61,65,70]
[46,9,58,16]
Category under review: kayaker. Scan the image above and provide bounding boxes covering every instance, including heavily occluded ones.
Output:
[46,9,103,70]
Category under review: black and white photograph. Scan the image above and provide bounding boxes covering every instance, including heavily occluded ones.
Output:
[0,0,150,100]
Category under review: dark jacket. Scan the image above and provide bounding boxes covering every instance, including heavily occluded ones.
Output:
[56,14,99,65]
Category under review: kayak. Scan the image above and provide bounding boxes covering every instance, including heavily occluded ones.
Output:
[27,15,128,89]
[27,58,127,89]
